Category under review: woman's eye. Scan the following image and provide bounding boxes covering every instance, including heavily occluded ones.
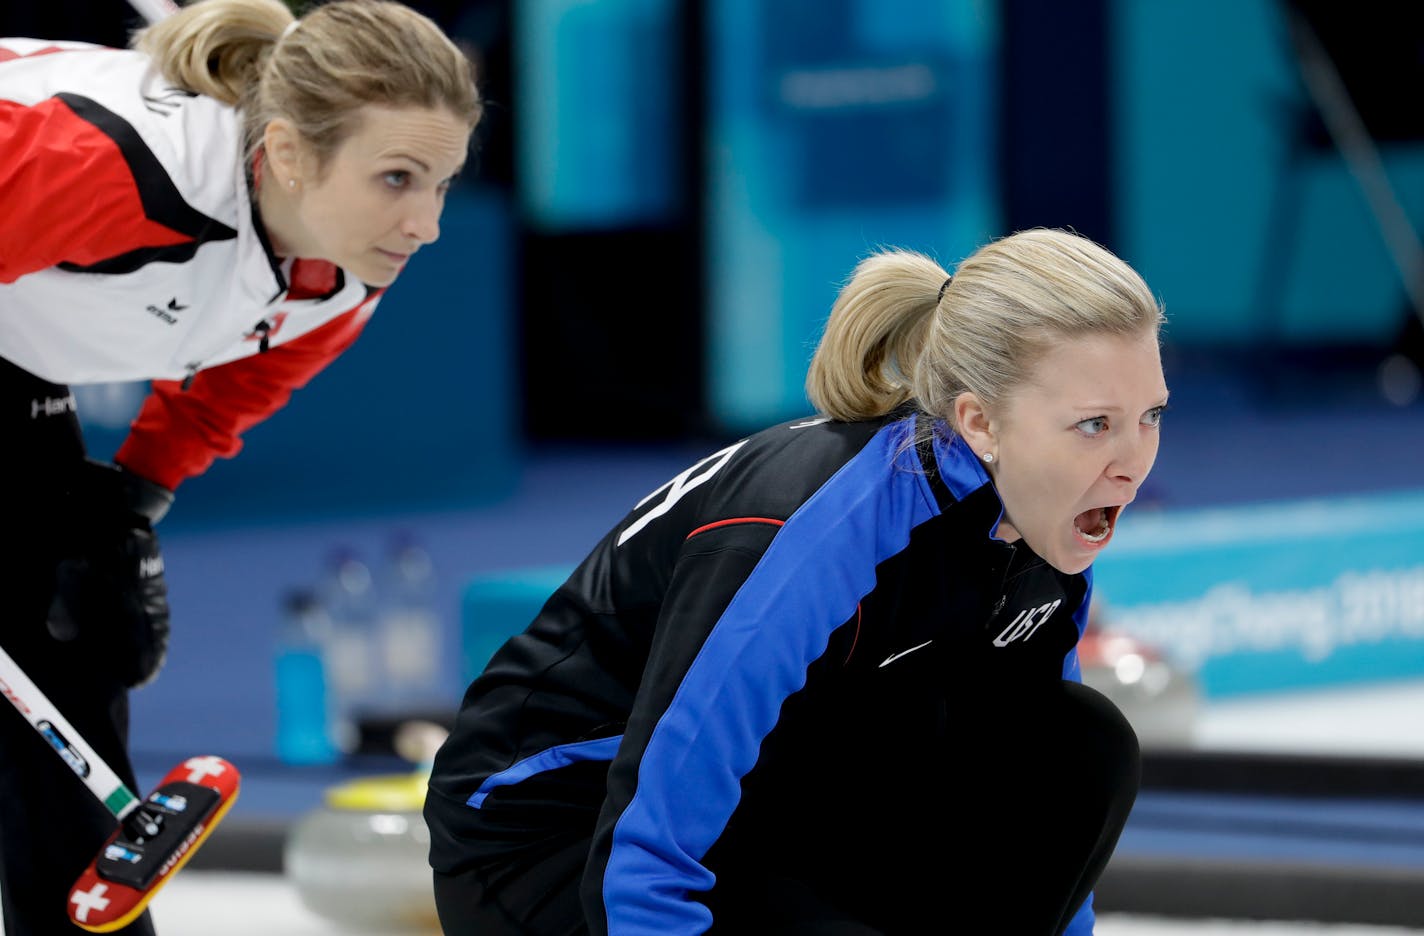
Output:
[383,171,411,189]
[1141,405,1166,428]
[1076,416,1109,436]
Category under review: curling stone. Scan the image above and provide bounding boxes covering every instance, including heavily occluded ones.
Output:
[285,723,449,933]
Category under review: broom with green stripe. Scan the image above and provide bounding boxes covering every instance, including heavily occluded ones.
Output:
[0,644,144,822]
[1,643,241,932]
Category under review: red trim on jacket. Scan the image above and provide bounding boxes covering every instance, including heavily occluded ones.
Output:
[288,258,340,298]
[685,517,785,540]
[115,293,380,489]
[0,47,68,63]
[844,604,862,667]
[0,97,193,284]
[683,516,864,665]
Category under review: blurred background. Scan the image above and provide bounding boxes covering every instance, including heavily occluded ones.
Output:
[6,0,1424,931]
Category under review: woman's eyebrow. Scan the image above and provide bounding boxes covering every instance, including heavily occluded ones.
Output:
[379,151,432,171]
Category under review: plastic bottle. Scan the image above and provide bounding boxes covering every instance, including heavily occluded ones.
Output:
[376,534,443,715]
[274,589,338,765]
[321,548,380,753]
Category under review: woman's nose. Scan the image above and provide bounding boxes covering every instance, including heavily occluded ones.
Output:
[402,194,442,245]
[1111,432,1157,486]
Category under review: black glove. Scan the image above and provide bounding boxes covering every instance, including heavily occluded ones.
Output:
[48,459,175,689]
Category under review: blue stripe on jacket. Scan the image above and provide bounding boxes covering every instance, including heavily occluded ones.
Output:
[602,419,989,934]
[466,736,623,808]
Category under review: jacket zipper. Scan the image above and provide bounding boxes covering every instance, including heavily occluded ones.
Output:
[180,318,274,391]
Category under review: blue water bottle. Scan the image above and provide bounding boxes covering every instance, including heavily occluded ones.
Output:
[275,588,338,765]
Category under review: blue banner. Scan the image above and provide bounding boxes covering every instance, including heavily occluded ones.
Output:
[1094,491,1424,697]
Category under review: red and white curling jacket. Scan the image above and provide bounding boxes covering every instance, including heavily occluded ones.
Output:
[0,38,383,489]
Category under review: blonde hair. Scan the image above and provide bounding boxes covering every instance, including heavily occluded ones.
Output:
[133,0,481,173]
[805,228,1165,429]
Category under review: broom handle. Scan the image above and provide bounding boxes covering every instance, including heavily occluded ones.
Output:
[0,644,140,820]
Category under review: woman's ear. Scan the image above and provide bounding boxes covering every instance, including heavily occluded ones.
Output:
[953,391,997,462]
[261,118,305,188]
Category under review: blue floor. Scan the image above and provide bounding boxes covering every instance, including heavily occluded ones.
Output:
[1120,791,1424,869]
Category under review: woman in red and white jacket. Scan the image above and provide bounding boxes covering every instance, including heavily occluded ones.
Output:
[0,2,480,932]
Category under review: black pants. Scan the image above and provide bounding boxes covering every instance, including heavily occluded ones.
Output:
[432,679,1139,936]
[0,357,155,936]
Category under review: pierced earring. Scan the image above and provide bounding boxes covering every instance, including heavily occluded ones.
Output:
[287,178,297,190]
[982,452,995,464]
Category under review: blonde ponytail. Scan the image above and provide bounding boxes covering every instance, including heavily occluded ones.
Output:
[805,250,947,422]
[131,0,292,107]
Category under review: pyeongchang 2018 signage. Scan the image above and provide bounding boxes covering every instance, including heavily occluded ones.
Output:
[1090,492,1424,698]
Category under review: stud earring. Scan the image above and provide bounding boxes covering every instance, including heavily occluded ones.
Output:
[288,178,297,190]
[982,452,995,464]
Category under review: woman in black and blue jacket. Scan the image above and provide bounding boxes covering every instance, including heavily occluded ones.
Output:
[427,228,1170,935]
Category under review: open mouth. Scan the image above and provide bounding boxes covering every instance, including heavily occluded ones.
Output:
[1073,504,1122,546]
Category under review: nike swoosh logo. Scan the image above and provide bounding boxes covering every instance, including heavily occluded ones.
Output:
[879,639,933,668]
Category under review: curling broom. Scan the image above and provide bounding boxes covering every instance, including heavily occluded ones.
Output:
[0,645,240,932]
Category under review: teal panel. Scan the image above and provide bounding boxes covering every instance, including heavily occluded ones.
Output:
[707,0,999,433]
[460,564,574,683]
[516,0,679,229]
[1113,0,1424,347]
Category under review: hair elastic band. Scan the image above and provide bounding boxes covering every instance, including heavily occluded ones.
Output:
[281,19,300,40]
[937,275,953,304]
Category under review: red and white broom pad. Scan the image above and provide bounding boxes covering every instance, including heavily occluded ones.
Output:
[67,755,241,933]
